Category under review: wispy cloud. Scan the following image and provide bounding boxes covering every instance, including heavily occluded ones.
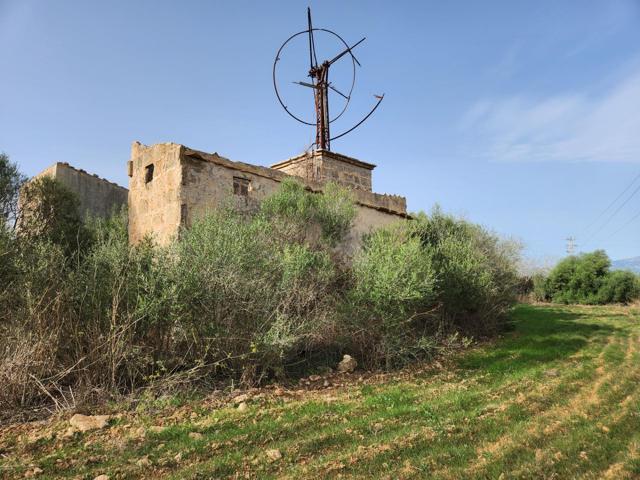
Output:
[460,67,640,163]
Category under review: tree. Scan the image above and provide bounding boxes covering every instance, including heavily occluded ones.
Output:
[598,270,640,304]
[546,251,611,304]
[18,176,85,254]
[541,250,639,304]
[0,153,26,229]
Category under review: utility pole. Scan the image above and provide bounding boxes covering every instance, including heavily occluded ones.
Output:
[566,236,577,255]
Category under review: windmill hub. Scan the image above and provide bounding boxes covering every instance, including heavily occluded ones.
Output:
[273,8,384,152]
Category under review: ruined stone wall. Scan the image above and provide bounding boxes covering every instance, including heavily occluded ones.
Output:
[128,142,408,251]
[345,205,405,256]
[128,142,183,245]
[271,150,374,191]
[32,162,127,219]
[179,152,404,254]
[179,153,283,227]
[269,154,319,183]
[319,153,373,192]
[351,189,406,216]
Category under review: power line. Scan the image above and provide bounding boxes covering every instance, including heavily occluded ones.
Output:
[566,236,577,255]
[579,171,640,239]
[604,208,640,242]
[582,181,640,248]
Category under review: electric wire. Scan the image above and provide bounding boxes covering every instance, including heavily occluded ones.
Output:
[603,208,640,242]
[580,170,640,240]
[582,181,640,248]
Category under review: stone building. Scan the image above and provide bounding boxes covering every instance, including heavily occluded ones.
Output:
[28,162,128,219]
[127,142,407,252]
[27,143,407,253]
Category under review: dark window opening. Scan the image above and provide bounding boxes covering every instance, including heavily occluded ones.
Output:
[233,176,250,196]
[144,164,154,184]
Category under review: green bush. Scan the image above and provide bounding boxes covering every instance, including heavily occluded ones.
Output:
[172,197,344,383]
[532,273,549,302]
[597,270,640,304]
[409,208,520,333]
[69,208,176,390]
[538,250,639,305]
[260,178,355,246]
[18,176,87,255]
[347,224,437,367]
[346,207,520,368]
[1,176,522,415]
[0,222,16,285]
[0,152,25,228]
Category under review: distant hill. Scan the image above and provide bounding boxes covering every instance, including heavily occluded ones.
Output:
[611,256,640,273]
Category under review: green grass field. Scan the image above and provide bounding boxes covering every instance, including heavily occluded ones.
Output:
[2,304,640,479]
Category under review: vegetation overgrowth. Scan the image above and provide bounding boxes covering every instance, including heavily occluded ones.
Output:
[0,154,521,418]
[2,304,640,479]
[533,250,640,305]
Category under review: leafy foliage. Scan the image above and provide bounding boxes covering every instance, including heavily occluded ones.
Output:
[348,224,437,367]
[409,208,521,332]
[0,152,26,229]
[17,176,86,254]
[597,270,640,304]
[536,250,640,304]
[260,178,356,246]
[0,176,521,414]
[346,207,520,367]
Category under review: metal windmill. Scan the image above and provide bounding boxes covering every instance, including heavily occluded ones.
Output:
[273,8,384,151]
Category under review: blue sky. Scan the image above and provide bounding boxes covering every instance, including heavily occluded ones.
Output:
[1,1,640,263]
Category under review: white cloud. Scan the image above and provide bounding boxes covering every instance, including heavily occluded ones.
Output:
[461,68,640,163]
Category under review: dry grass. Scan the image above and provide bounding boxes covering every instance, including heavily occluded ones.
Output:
[1,304,640,479]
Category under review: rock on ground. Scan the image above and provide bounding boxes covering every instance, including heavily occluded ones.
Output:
[337,354,357,373]
[24,467,43,478]
[69,414,111,433]
[266,449,282,462]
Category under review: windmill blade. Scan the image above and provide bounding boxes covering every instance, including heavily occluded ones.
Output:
[330,94,384,142]
[307,7,318,70]
[328,83,349,100]
[293,81,317,89]
[327,37,365,67]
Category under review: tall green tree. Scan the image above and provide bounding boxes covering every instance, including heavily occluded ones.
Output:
[0,153,26,229]
[541,250,639,304]
[18,176,85,254]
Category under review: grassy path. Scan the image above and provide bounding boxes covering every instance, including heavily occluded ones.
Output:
[2,304,640,479]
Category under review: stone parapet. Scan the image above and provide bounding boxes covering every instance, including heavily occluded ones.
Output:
[127,142,408,246]
[351,189,407,217]
[185,147,406,216]
[30,161,127,219]
[271,150,375,192]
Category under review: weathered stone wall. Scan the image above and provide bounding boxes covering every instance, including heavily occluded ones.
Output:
[318,152,374,191]
[128,142,183,245]
[271,150,374,191]
[128,142,408,251]
[180,151,403,254]
[269,153,317,182]
[180,152,282,226]
[351,189,406,215]
[32,162,127,219]
[345,204,404,256]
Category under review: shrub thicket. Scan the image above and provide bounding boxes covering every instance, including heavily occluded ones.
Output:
[0,152,25,228]
[0,172,521,417]
[18,176,87,255]
[534,250,640,304]
[345,209,520,368]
